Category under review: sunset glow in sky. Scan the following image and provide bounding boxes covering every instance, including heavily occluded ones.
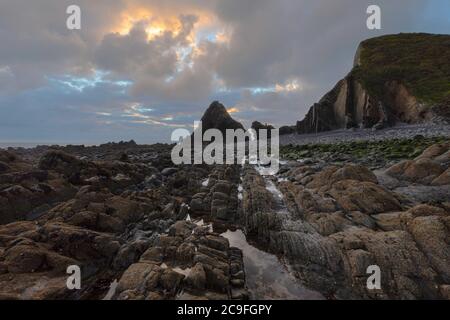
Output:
[0,0,449,145]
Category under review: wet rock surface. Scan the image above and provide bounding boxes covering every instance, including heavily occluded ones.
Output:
[115,221,248,300]
[0,137,449,300]
[239,140,450,299]
[0,143,247,300]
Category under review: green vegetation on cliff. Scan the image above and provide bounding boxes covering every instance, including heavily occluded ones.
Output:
[352,33,450,105]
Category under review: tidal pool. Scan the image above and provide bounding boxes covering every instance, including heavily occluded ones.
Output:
[221,229,324,300]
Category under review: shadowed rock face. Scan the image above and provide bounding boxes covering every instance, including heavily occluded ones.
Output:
[200,101,244,135]
[294,34,450,134]
[296,75,390,134]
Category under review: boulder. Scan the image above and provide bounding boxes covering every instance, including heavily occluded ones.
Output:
[328,180,402,214]
[386,143,449,185]
[431,168,450,186]
[331,165,378,184]
[416,143,450,161]
[161,168,178,176]
[4,245,46,274]
[185,263,207,291]
[407,216,450,283]
[38,151,85,177]
[117,262,159,292]
[0,150,17,163]
[0,161,10,173]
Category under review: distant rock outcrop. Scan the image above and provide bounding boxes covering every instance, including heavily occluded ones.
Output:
[200,101,244,134]
[293,33,450,134]
[251,121,274,139]
[279,126,296,135]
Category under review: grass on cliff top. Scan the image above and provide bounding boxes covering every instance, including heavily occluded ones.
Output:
[281,136,450,162]
[352,33,450,105]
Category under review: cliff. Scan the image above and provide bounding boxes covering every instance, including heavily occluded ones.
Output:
[295,33,450,134]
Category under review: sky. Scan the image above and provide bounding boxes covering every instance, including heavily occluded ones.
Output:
[0,0,449,145]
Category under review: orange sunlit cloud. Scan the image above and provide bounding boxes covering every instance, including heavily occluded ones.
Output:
[215,31,231,44]
[113,7,180,39]
[111,5,220,43]
[227,107,240,114]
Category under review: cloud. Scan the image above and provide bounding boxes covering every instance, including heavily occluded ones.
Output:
[0,0,448,144]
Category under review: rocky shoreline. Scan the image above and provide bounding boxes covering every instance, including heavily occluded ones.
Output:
[280,123,450,146]
[0,130,449,300]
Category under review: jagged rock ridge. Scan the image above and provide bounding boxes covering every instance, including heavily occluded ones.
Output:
[200,101,244,134]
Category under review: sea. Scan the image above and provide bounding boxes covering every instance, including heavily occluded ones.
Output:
[0,142,90,149]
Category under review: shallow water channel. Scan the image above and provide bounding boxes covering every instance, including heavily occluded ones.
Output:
[222,229,324,300]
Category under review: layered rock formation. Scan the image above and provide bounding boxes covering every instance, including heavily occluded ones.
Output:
[294,33,450,134]
[296,75,389,133]
[190,165,240,223]
[0,143,248,300]
[116,221,248,300]
[0,136,449,299]
[238,142,450,299]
